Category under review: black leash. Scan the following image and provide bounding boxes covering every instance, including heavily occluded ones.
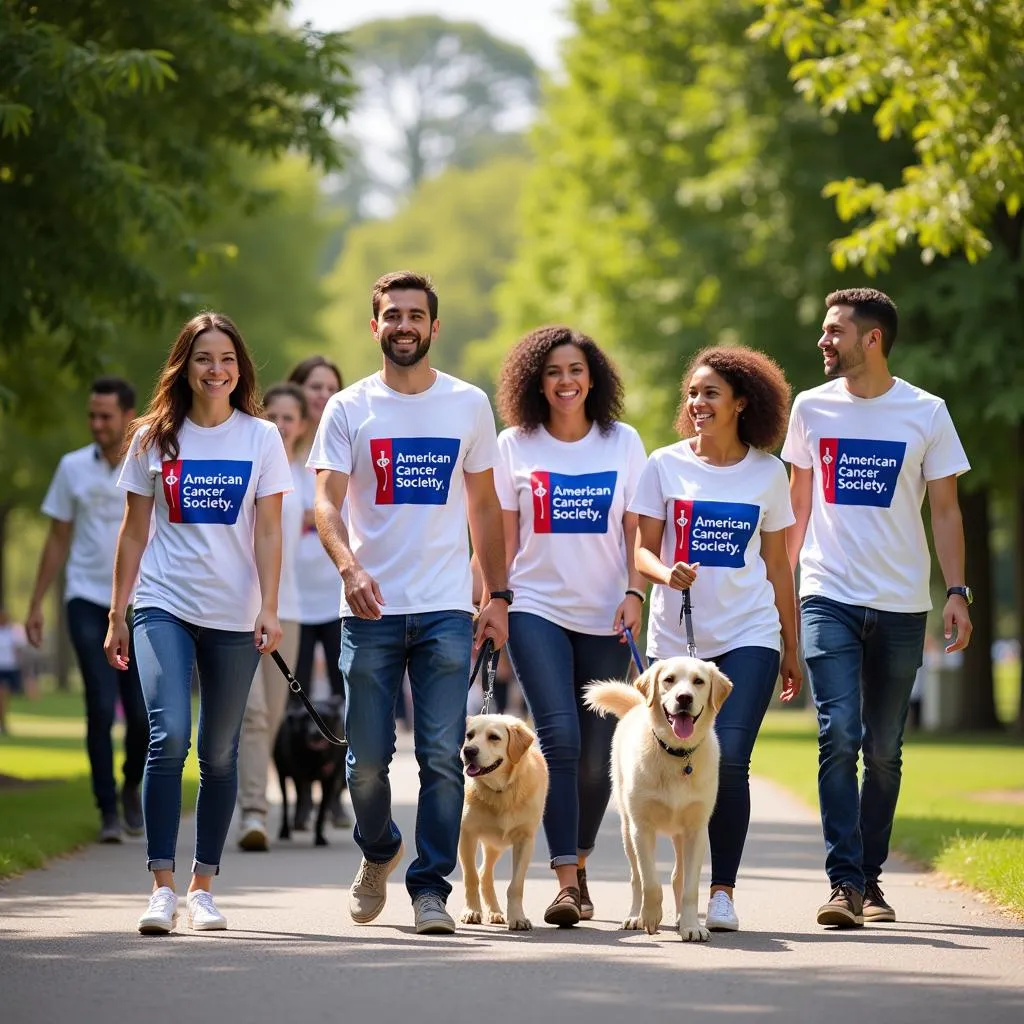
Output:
[680,589,697,658]
[269,649,347,748]
[469,638,500,714]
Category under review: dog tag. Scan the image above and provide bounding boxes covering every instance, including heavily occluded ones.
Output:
[683,765,693,775]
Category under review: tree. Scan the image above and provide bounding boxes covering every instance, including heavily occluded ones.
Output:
[0,0,353,411]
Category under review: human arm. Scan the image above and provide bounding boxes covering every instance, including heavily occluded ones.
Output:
[613,511,646,639]
[253,493,284,654]
[635,514,698,590]
[786,466,812,573]
[927,474,972,653]
[465,468,509,651]
[314,468,384,620]
[103,493,154,670]
[25,518,72,647]
[761,528,802,701]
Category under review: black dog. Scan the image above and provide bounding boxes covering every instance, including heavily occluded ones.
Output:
[273,696,346,847]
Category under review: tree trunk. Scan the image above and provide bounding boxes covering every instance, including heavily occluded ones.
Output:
[1016,427,1024,735]
[957,488,1000,730]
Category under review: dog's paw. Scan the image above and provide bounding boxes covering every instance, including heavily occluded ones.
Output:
[460,909,483,925]
[507,916,532,931]
[639,912,663,935]
[680,924,711,943]
[314,834,329,847]
[622,916,643,930]
[486,911,506,925]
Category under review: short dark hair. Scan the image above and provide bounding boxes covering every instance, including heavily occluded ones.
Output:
[674,346,791,451]
[90,376,135,411]
[263,381,309,419]
[497,325,624,435]
[826,287,899,355]
[371,271,438,322]
[287,355,343,390]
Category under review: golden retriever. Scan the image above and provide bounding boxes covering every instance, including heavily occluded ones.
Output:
[458,714,548,931]
[584,656,732,941]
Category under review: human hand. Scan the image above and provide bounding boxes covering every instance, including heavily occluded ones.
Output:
[474,598,509,651]
[255,609,283,654]
[943,595,972,653]
[667,561,699,590]
[25,605,44,648]
[342,565,385,620]
[778,649,803,702]
[614,595,643,642]
[104,613,131,671]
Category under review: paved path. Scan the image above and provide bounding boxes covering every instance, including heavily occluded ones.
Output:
[1,737,1021,1024]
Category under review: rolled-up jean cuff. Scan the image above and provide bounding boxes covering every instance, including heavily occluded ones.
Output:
[578,845,595,859]
[147,858,175,872]
[192,860,220,877]
[550,854,579,869]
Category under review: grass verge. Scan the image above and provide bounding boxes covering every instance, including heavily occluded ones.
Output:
[752,710,1024,918]
[0,689,199,882]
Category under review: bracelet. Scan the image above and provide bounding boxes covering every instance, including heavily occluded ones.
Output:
[625,588,646,604]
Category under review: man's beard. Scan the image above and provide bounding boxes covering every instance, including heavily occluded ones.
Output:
[825,342,866,378]
[380,332,430,367]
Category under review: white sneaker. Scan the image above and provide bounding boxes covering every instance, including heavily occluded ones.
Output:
[186,890,228,931]
[138,887,178,934]
[705,890,740,932]
[238,815,269,852]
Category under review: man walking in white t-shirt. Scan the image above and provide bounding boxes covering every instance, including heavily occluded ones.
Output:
[783,288,972,929]
[25,377,150,843]
[308,271,510,934]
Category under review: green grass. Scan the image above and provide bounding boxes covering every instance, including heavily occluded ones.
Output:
[0,687,199,881]
[752,710,1024,918]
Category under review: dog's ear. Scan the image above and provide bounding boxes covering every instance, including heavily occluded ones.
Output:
[708,665,733,714]
[506,721,535,764]
[634,665,659,707]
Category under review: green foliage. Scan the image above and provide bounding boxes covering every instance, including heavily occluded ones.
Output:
[0,0,353,399]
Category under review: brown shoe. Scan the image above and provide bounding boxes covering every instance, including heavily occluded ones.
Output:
[816,882,864,928]
[577,868,593,921]
[863,881,895,922]
[543,886,581,928]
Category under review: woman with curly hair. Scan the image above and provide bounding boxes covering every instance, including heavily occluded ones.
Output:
[494,325,647,927]
[630,345,801,934]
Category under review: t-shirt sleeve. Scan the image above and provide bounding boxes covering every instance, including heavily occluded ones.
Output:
[40,458,74,522]
[780,399,812,469]
[118,432,157,496]
[463,393,499,474]
[628,454,667,519]
[493,431,518,511]
[255,425,295,498]
[923,401,970,481]
[762,457,797,532]
[622,426,648,507]
[306,394,352,475]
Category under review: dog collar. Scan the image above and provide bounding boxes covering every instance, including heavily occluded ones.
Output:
[465,757,504,778]
[652,733,703,775]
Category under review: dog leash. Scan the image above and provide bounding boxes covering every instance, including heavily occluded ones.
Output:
[469,637,500,714]
[681,590,697,658]
[623,626,647,675]
[269,649,347,748]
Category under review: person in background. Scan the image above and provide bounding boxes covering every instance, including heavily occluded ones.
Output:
[494,325,648,927]
[236,382,308,851]
[104,312,292,935]
[24,377,149,842]
[0,609,26,736]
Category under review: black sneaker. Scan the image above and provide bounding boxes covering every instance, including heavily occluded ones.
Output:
[863,880,896,922]
[121,786,144,837]
[98,812,123,844]
[816,882,864,928]
[577,867,594,921]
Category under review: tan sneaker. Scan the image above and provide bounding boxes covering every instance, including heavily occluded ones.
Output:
[816,882,864,928]
[349,843,404,924]
[863,881,896,922]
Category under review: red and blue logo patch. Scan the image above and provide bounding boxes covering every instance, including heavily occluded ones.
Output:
[161,460,252,525]
[673,499,759,568]
[530,470,616,534]
[819,438,906,507]
[370,437,461,505]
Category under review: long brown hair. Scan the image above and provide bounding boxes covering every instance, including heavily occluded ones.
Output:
[128,312,263,460]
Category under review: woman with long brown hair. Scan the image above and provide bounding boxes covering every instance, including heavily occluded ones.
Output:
[104,312,293,935]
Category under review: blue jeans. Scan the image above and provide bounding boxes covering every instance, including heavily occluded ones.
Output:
[706,646,780,888]
[801,596,927,892]
[507,613,629,867]
[341,611,473,901]
[66,599,149,817]
[132,607,260,875]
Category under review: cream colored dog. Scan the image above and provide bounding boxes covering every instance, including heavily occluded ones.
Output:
[458,714,548,931]
[585,656,732,941]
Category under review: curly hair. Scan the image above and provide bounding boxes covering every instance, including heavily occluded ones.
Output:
[496,326,624,434]
[673,346,791,451]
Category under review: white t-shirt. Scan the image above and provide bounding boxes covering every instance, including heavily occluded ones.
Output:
[292,465,342,624]
[118,411,293,631]
[494,422,647,634]
[307,370,499,617]
[629,442,795,661]
[781,377,969,612]
[277,461,304,623]
[40,445,126,607]
[0,623,24,671]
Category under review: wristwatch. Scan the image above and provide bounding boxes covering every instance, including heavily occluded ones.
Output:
[490,589,514,605]
[946,585,973,605]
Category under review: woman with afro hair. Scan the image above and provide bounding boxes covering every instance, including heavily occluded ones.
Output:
[630,345,802,934]
[494,325,647,927]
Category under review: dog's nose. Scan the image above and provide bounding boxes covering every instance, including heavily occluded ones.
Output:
[676,693,693,710]
[463,745,478,760]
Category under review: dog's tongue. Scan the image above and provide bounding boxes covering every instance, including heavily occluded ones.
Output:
[465,764,482,777]
[671,713,695,740]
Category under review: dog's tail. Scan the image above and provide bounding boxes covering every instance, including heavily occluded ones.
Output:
[583,680,644,719]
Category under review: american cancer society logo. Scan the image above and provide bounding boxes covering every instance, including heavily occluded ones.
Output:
[371,437,460,505]
[819,438,906,507]
[673,499,759,568]
[531,470,617,534]
[161,460,252,525]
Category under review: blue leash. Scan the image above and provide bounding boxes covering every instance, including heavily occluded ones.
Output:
[623,626,647,674]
